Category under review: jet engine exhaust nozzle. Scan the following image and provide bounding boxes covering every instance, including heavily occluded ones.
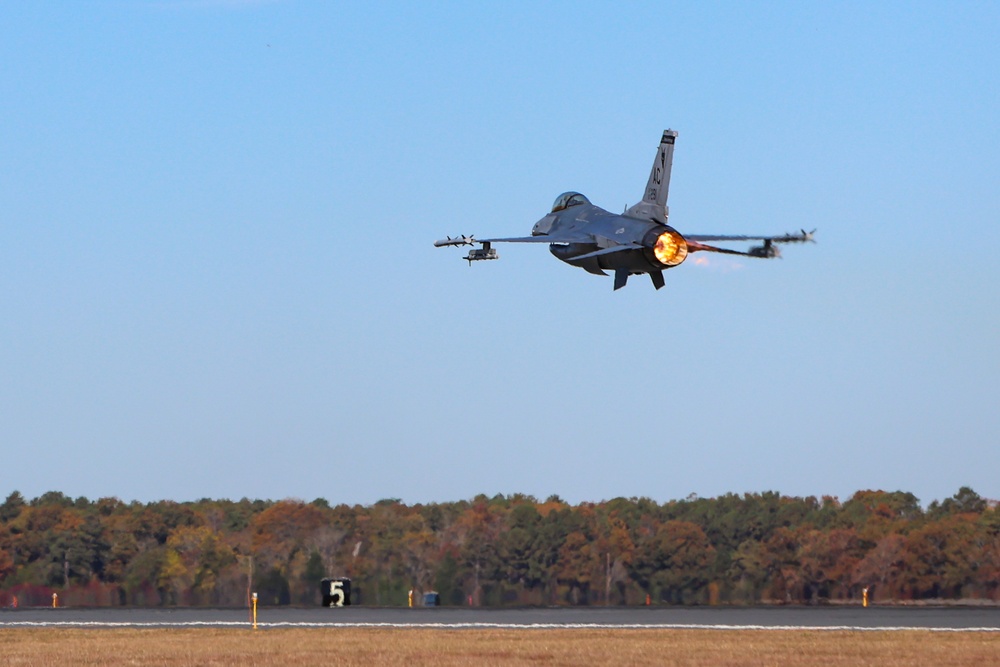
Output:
[652,229,688,267]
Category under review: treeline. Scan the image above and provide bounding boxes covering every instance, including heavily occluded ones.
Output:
[0,487,997,607]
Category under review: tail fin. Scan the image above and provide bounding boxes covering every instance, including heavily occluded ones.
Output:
[625,130,677,224]
[644,130,677,207]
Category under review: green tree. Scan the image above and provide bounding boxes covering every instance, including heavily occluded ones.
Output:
[300,551,326,605]
[555,531,593,604]
[0,491,26,522]
[728,538,770,604]
[631,520,715,604]
[929,486,987,518]
[433,551,464,606]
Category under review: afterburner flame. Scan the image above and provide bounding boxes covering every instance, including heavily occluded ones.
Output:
[653,230,688,267]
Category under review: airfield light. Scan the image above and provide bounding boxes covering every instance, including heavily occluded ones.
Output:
[653,229,688,267]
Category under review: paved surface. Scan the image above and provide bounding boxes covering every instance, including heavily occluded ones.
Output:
[1,606,998,630]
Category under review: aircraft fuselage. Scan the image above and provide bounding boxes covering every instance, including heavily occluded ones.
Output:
[535,205,687,279]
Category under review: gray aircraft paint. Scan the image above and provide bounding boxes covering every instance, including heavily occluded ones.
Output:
[436,130,814,290]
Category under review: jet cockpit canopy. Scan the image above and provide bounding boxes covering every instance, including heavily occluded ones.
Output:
[551,192,590,213]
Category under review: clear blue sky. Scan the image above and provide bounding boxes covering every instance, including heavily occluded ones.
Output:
[2,1,998,506]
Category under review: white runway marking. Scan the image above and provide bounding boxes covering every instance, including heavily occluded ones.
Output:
[1,621,998,632]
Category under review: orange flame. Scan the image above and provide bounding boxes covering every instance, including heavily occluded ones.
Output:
[653,230,688,267]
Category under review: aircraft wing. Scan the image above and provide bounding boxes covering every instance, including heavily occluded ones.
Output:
[434,234,592,247]
[435,231,600,264]
[475,236,558,243]
[684,229,816,259]
[685,229,815,244]
[478,232,594,244]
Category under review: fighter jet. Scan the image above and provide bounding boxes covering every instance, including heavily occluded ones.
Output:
[435,130,814,290]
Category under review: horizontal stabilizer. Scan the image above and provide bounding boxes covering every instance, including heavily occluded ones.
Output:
[685,239,757,256]
[567,244,643,261]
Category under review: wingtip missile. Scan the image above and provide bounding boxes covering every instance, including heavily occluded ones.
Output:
[434,235,476,248]
[774,229,817,244]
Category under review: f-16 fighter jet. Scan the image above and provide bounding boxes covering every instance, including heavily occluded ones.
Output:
[435,130,814,290]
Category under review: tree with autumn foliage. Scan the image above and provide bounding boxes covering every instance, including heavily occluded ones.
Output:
[631,520,715,604]
[1,487,999,608]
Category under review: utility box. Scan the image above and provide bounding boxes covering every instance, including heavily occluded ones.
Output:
[423,591,440,607]
[321,577,352,607]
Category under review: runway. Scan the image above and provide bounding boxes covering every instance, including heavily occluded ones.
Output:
[1,605,998,631]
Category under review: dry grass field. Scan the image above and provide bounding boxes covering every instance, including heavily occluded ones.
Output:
[1,628,999,666]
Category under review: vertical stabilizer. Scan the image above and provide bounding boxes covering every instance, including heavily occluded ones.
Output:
[625,130,677,224]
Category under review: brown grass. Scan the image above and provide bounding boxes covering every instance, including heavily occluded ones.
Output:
[0,628,998,666]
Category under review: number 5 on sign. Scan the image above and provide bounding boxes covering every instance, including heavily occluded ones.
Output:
[330,580,345,607]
